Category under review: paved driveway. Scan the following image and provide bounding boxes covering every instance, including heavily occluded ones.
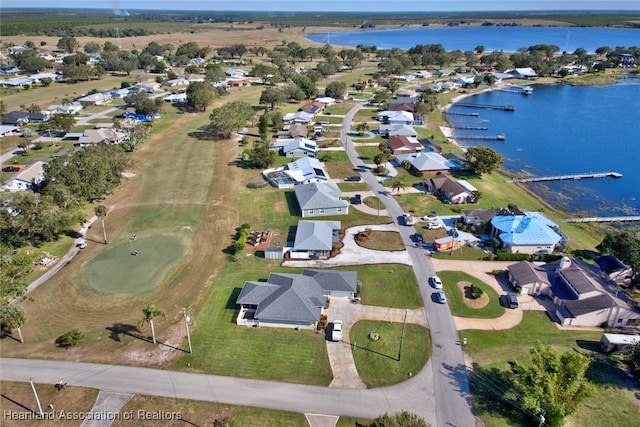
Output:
[324,298,428,389]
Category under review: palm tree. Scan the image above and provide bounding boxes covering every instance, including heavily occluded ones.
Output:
[94,204,108,244]
[391,179,407,194]
[138,304,166,344]
[355,121,369,135]
[0,305,26,343]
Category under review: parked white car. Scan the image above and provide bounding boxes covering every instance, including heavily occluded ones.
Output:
[332,321,343,342]
[430,275,443,289]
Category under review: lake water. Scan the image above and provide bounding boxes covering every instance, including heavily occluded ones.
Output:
[306,26,639,53]
[445,79,640,217]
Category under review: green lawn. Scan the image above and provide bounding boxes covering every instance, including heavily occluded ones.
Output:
[463,312,639,427]
[355,230,405,251]
[336,264,422,309]
[350,320,431,388]
[81,234,186,295]
[437,271,505,318]
[176,256,333,386]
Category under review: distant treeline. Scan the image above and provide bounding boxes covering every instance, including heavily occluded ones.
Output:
[1,9,639,37]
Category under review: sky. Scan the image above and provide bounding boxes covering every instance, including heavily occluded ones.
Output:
[1,0,639,12]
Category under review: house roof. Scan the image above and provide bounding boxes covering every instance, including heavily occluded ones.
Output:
[0,125,20,135]
[387,136,422,153]
[595,255,628,273]
[377,110,414,122]
[273,137,317,155]
[426,175,469,197]
[294,182,348,211]
[558,266,598,295]
[283,111,315,123]
[508,261,550,286]
[293,220,341,251]
[9,160,47,184]
[285,157,329,183]
[388,103,416,112]
[378,124,417,137]
[285,124,308,138]
[5,111,48,124]
[301,101,325,114]
[463,208,500,223]
[77,128,126,145]
[563,293,615,317]
[396,152,452,172]
[236,269,356,324]
[491,211,562,246]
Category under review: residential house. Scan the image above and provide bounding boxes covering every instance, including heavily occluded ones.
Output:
[386,136,423,155]
[377,110,415,125]
[413,70,433,79]
[4,111,49,125]
[378,124,417,138]
[507,261,552,296]
[550,257,640,327]
[283,111,315,124]
[162,93,187,103]
[77,92,111,105]
[301,101,325,115]
[314,97,336,106]
[229,79,251,87]
[66,128,128,146]
[225,68,247,78]
[455,76,476,86]
[462,208,500,227]
[423,175,477,204]
[1,161,46,192]
[595,255,633,284]
[47,101,83,115]
[490,211,565,255]
[388,102,417,112]
[433,69,455,77]
[395,152,455,174]
[277,124,308,139]
[272,137,318,158]
[263,157,330,188]
[0,125,21,137]
[294,182,349,218]
[235,269,357,329]
[507,67,537,79]
[164,77,190,87]
[288,220,341,260]
[136,81,162,92]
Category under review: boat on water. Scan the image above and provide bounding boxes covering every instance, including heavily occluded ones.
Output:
[521,86,534,95]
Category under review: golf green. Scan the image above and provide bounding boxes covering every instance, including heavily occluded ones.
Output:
[82,235,186,295]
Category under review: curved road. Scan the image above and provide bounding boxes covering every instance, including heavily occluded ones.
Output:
[340,102,475,427]
[1,103,474,427]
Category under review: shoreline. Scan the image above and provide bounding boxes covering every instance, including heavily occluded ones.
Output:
[438,80,624,229]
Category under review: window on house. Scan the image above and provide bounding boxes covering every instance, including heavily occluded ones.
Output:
[319,209,324,214]
[337,208,342,213]
[309,210,314,215]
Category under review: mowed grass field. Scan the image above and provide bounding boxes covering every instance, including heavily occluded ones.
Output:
[1,87,261,365]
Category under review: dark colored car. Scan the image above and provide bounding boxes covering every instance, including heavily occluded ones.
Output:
[2,166,20,172]
[351,194,362,204]
[344,175,362,182]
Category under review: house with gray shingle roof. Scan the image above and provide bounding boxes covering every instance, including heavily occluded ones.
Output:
[294,183,349,218]
[289,220,341,260]
[396,152,456,174]
[272,137,318,158]
[507,261,551,295]
[378,124,417,138]
[235,269,356,328]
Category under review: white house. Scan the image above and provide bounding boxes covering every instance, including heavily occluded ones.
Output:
[294,182,349,218]
[272,137,318,158]
[376,110,415,125]
[1,161,47,192]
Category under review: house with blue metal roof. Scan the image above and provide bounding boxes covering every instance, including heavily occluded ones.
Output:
[490,211,565,255]
[235,269,356,329]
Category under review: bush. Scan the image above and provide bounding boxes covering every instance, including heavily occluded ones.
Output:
[470,285,484,299]
[56,329,84,348]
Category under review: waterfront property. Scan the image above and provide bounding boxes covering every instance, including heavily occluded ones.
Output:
[508,257,640,328]
[394,152,456,174]
[386,136,424,155]
[490,211,566,255]
[235,269,357,329]
[423,176,477,205]
[294,182,349,218]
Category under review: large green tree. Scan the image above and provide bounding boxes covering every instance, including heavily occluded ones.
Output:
[465,145,503,175]
[325,81,346,99]
[0,246,34,305]
[508,343,595,427]
[186,81,217,112]
[138,304,166,344]
[0,304,26,343]
[259,87,286,110]
[57,36,80,53]
[207,101,254,139]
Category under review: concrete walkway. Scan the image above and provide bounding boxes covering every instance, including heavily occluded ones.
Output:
[80,391,133,427]
[341,190,390,216]
[324,298,428,389]
[282,224,413,268]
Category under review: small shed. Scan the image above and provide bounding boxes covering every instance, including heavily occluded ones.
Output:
[264,246,283,260]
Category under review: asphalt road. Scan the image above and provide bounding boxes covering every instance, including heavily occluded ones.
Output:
[340,102,475,427]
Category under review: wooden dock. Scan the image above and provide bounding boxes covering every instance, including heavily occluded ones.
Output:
[456,134,506,141]
[449,125,489,130]
[508,171,623,183]
[456,103,515,111]
[445,111,479,117]
[563,216,640,223]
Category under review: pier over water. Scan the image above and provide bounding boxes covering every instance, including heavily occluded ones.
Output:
[508,171,623,183]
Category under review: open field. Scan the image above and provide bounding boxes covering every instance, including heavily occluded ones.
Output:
[354,230,405,251]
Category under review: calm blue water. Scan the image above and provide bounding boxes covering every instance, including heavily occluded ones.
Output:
[446,80,640,216]
[307,26,639,53]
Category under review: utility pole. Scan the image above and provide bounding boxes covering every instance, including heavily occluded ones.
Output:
[183,308,192,354]
[398,310,408,361]
[29,377,44,419]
